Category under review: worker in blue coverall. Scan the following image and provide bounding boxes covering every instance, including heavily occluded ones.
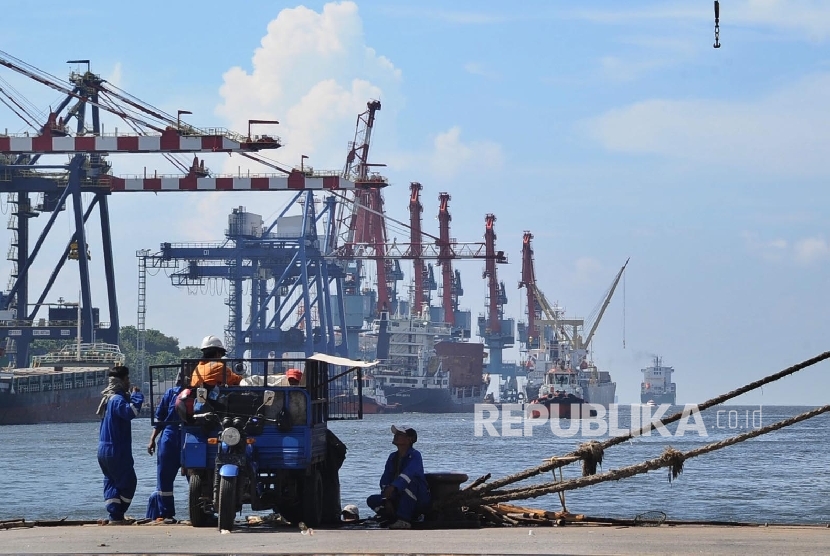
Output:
[96,365,144,524]
[145,378,183,521]
[366,425,431,529]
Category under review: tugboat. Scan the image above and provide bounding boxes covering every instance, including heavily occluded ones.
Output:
[528,364,589,419]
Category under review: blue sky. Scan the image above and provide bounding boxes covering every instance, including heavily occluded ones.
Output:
[1,1,828,404]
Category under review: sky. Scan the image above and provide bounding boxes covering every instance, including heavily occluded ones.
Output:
[0,0,828,405]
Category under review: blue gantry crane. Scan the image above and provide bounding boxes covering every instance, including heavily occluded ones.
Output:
[138,192,350,360]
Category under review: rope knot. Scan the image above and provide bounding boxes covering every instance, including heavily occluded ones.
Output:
[576,440,604,476]
[661,447,685,482]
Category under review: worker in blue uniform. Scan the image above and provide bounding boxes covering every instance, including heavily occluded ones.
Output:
[366,425,431,530]
[96,365,144,524]
[145,378,184,521]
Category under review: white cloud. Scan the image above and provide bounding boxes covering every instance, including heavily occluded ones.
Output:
[743,232,789,262]
[793,237,830,264]
[215,1,402,175]
[742,232,828,265]
[584,73,830,178]
[384,126,503,181]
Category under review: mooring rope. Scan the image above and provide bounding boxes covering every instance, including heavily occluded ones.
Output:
[463,350,830,499]
[472,404,830,505]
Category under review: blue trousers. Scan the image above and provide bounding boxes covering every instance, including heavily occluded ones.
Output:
[98,453,137,521]
[367,480,430,522]
[146,428,181,519]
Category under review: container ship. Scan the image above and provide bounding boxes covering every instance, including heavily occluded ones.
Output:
[641,356,676,405]
[0,342,124,425]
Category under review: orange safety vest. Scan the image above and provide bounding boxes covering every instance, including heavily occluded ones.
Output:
[190,361,242,387]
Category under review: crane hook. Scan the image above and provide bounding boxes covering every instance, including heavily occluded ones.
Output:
[713,1,721,48]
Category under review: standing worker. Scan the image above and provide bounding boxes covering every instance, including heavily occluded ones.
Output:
[190,335,243,387]
[96,365,144,525]
[145,378,184,522]
[367,425,431,529]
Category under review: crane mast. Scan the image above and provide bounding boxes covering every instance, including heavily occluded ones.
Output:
[409,182,426,315]
[437,192,454,326]
[518,231,538,349]
[483,214,501,333]
[341,100,392,316]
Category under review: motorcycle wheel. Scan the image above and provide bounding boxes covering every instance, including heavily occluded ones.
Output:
[302,469,323,527]
[218,475,237,531]
[188,473,213,528]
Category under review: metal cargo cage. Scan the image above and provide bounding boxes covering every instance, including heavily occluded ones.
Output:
[148,354,377,425]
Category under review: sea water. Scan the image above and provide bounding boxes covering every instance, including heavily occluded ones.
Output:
[2,406,828,524]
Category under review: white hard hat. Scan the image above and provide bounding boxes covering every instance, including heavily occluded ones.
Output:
[200,335,225,351]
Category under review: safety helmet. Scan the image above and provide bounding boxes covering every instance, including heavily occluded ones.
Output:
[200,335,225,351]
[175,388,196,424]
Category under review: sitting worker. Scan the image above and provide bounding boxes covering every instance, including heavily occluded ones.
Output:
[366,425,431,530]
[190,335,243,387]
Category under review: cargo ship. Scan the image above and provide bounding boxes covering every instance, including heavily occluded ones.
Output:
[0,342,124,425]
[641,356,676,405]
[360,313,487,413]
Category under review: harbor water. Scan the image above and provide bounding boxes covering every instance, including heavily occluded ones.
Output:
[2,405,828,524]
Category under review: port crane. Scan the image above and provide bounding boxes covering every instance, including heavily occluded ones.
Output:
[0,50,352,368]
[477,214,515,376]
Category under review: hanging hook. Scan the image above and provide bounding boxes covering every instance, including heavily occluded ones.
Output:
[713,1,721,48]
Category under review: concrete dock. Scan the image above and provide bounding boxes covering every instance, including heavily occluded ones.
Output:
[1,522,828,555]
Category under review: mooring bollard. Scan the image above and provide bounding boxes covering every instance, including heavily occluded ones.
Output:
[425,472,471,526]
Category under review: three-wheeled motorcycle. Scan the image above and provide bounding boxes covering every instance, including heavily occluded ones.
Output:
[149,353,373,530]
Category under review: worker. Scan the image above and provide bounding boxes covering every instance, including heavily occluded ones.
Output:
[96,365,144,525]
[366,425,431,530]
[145,378,184,522]
[190,335,243,387]
[286,368,303,385]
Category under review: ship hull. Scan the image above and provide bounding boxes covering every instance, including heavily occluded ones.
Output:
[529,394,590,419]
[385,387,485,413]
[0,386,103,425]
[641,392,676,405]
[583,381,616,408]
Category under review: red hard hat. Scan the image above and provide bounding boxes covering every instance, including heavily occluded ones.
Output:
[175,388,196,423]
[287,369,303,382]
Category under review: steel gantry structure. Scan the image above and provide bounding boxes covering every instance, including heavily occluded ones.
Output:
[0,51,353,368]
[137,193,350,361]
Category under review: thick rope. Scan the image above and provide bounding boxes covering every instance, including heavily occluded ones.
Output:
[467,350,830,498]
[475,404,830,505]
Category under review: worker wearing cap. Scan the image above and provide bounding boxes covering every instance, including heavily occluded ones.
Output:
[366,425,431,530]
[190,335,243,387]
[96,365,144,524]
